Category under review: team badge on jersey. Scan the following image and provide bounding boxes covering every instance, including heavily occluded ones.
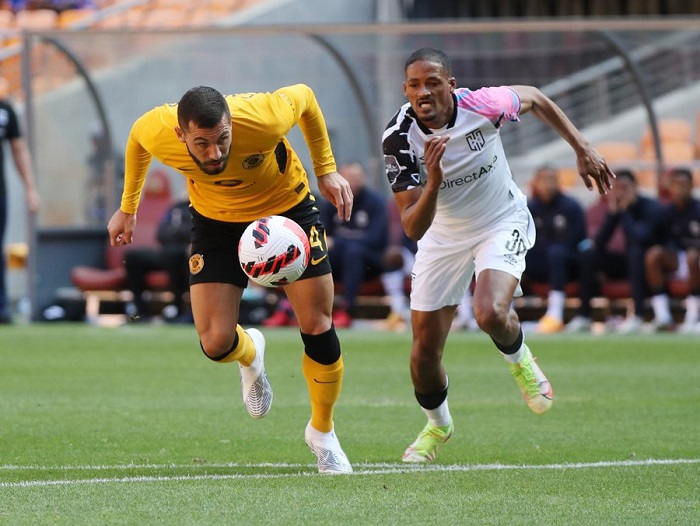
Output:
[465,130,485,151]
[242,154,264,170]
[189,254,204,275]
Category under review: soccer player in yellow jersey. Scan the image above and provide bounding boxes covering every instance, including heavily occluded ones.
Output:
[107,84,354,474]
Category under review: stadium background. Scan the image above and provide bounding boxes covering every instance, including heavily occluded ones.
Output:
[1,0,699,317]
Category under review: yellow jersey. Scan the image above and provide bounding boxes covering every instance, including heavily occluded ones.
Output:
[121,84,337,223]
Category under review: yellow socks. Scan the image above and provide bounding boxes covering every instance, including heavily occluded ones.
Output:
[303,354,344,433]
[216,325,256,365]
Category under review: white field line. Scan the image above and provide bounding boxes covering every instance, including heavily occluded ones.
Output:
[1,458,698,488]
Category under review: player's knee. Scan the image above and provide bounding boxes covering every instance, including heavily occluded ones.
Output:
[410,340,442,370]
[301,326,341,365]
[645,245,664,266]
[473,299,510,334]
[199,330,236,360]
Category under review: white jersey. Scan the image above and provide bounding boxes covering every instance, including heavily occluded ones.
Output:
[382,86,527,240]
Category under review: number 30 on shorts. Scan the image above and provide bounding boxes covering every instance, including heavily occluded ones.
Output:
[504,229,527,256]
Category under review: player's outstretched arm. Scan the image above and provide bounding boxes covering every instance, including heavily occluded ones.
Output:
[512,85,614,195]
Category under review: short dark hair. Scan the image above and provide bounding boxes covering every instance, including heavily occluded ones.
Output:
[177,86,231,131]
[668,167,693,182]
[615,169,637,184]
[405,48,452,76]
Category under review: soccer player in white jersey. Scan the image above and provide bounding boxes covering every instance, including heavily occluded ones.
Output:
[382,48,615,462]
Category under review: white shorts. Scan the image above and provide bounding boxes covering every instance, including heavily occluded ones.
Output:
[410,208,535,312]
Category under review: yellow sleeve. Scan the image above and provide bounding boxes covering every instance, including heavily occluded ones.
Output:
[277,84,336,177]
[120,116,155,214]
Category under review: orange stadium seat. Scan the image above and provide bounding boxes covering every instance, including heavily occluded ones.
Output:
[594,141,637,163]
[640,119,693,153]
[14,8,58,30]
[140,8,188,28]
[153,0,193,10]
[58,8,98,28]
[638,141,696,190]
[0,9,14,29]
[556,167,580,189]
[207,0,249,11]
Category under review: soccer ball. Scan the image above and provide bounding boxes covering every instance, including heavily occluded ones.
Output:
[238,215,311,287]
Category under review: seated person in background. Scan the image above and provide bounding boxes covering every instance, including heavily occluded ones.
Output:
[319,161,388,328]
[451,284,478,332]
[262,295,298,327]
[645,167,700,333]
[523,165,586,334]
[381,197,417,330]
[567,169,664,333]
[125,197,192,323]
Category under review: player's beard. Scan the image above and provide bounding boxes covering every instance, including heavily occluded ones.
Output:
[187,144,231,175]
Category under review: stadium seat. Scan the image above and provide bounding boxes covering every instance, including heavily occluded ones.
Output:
[640,119,693,153]
[556,167,580,189]
[140,8,188,28]
[57,8,98,29]
[521,279,580,299]
[14,9,58,30]
[70,170,174,321]
[153,0,193,10]
[638,142,696,190]
[0,9,14,29]
[594,141,637,163]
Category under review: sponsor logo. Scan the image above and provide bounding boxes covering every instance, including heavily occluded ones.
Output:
[242,154,264,170]
[439,155,497,190]
[503,253,518,266]
[215,179,244,187]
[384,155,401,177]
[189,254,204,275]
[310,254,328,266]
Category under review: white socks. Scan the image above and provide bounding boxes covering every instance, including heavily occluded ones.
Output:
[422,398,452,428]
[651,294,673,324]
[685,295,700,324]
[545,290,565,322]
[381,269,408,315]
[502,343,525,364]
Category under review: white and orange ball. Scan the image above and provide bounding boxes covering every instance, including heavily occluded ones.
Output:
[238,215,310,287]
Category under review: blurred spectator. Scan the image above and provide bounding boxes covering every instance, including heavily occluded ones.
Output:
[4,0,95,12]
[567,169,664,333]
[451,285,478,332]
[262,295,297,327]
[381,197,416,330]
[85,124,124,224]
[523,165,586,333]
[645,167,700,333]
[319,161,388,328]
[124,198,192,323]
[0,80,40,324]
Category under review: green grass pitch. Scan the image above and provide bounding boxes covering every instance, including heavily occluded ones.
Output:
[1,324,699,525]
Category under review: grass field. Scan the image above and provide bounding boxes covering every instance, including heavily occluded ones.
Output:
[1,323,699,525]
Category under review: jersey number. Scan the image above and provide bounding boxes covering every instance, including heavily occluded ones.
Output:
[505,229,527,256]
[308,226,325,250]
